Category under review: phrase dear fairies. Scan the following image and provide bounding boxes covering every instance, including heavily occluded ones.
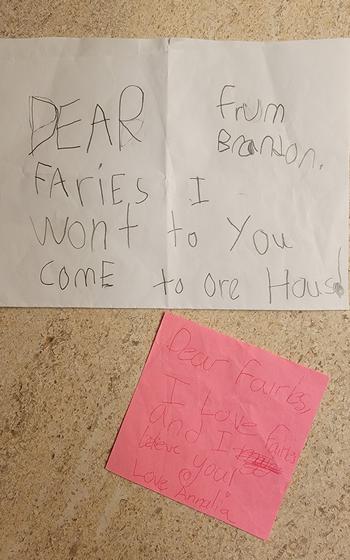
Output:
[106,313,329,539]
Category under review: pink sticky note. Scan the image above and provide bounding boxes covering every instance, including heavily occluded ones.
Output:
[106,313,329,539]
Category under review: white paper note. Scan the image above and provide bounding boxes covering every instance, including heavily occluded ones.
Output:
[0,38,348,309]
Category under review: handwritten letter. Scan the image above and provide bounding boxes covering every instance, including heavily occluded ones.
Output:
[107,313,329,539]
[0,38,349,309]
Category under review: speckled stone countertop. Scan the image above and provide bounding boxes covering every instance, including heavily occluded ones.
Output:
[1,2,350,559]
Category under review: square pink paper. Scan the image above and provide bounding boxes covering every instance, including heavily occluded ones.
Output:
[106,312,329,539]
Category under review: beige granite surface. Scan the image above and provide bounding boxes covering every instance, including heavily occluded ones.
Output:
[1,2,350,559]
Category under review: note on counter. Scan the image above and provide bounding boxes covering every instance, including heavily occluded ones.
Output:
[106,313,329,539]
[0,38,349,309]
